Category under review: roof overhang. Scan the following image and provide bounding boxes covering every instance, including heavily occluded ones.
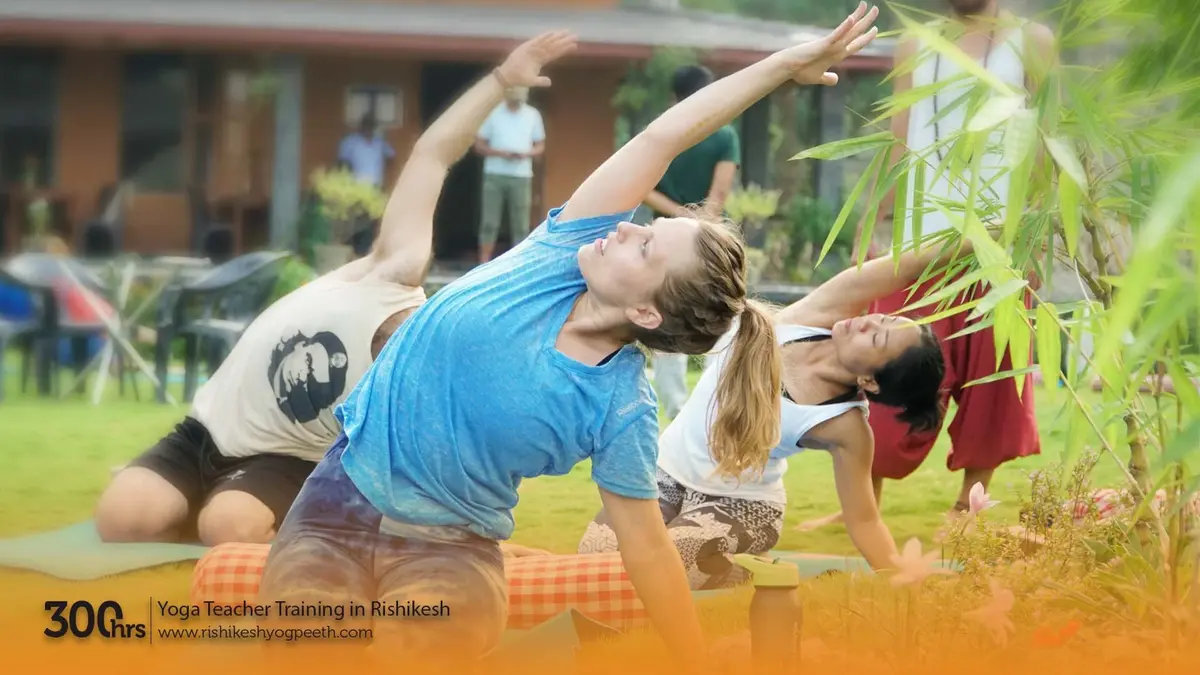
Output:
[0,0,893,71]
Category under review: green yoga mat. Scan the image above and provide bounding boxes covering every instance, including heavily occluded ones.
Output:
[0,521,209,580]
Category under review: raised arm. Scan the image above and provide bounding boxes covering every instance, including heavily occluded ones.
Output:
[557,3,880,223]
[777,235,972,329]
[820,414,897,570]
[851,38,918,261]
[336,31,576,285]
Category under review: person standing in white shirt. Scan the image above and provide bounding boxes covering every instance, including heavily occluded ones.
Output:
[474,87,545,262]
[337,112,396,189]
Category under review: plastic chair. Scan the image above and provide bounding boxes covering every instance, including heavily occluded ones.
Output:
[0,279,40,403]
[153,250,291,403]
[0,254,112,398]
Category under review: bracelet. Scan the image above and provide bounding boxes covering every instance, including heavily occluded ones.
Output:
[492,67,511,88]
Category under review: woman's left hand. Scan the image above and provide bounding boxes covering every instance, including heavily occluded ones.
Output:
[775,2,880,87]
[494,30,578,89]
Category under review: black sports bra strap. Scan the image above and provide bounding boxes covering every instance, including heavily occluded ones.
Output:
[780,333,858,405]
[782,334,832,346]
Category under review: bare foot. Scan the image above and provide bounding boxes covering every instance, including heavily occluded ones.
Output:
[795,511,844,531]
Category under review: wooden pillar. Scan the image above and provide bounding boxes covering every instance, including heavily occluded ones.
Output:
[811,83,847,208]
[739,97,772,189]
[269,54,304,249]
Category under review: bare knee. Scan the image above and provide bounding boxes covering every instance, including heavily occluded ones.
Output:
[94,467,188,542]
[197,491,277,545]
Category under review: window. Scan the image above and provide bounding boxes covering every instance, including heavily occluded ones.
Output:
[345,85,401,128]
[0,49,59,187]
[120,53,187,190]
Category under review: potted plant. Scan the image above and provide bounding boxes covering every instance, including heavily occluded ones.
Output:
[308,167,387,273]
[722,183,781,285]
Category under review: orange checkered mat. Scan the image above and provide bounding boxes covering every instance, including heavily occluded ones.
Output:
[191,544,653,630]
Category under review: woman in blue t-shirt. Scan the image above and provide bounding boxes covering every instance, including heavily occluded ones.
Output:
[258,7,881,668]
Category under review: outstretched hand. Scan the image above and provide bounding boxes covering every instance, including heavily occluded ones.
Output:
[495,30,578,89]
[778,2,880,86]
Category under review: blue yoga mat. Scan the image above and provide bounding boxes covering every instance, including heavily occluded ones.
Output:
[768,550,962,575]
[0,520,209,581]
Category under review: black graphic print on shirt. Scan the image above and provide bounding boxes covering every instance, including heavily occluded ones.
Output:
[267,331,349,424]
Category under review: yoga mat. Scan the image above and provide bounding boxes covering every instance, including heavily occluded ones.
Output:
[769,551,962,575]
[486,609,620,671]
[0,521,209,581]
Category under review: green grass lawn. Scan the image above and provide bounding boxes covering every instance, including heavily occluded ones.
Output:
[0,362,1131,630]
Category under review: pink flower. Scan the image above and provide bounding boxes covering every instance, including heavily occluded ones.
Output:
[888,538,955,586]
[963,579,1015,646]
[969,482,1000,515]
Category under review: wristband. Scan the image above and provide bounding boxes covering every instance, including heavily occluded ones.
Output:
[493,67,512,88]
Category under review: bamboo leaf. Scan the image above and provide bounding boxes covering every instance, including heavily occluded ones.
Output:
[860,156,906,267]
[891,166,910,261]
[1065,303,1091,385]
[896,266,991,313]
[1003,108,1038,169]
[1095,145,1200,370]
[1044,136,1088,190]
[817,150,887,267]
[1059,173,1082,258]
[963,365,1039,388]
[914,296,982,326]
[1158,420,1200,466]
[946,313,994,340]
[1165,360,1200,416]
[992,294,1015,370]
[911,158,926,247]
[791,132,895,161]
[969,276,1029,320]
[1004,158,1030,249]
[1009,302,1032,398]
[1064,394,1090,465]
[1036,302,1063,393]
[967,94,1027,133]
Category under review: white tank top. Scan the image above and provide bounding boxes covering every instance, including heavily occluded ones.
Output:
[189,274,426,461]
[899,22,1028,245]
[656,324,868,503]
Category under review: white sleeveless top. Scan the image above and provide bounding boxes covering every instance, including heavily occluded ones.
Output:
[190,273,426,462]
[656,324,868,504]
[898,21,1028,245]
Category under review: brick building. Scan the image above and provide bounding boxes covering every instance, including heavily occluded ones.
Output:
[0,0,889,262]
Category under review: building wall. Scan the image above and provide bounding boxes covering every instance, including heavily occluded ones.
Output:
[45,46,624,256]
[55,49,120,235]
[300,56,421,195]
[538,63,623,215]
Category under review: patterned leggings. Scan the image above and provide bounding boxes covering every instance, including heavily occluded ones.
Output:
[577,468,784,590]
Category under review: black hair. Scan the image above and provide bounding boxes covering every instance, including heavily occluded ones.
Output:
[671,65,715,101]
[864,325,946,433]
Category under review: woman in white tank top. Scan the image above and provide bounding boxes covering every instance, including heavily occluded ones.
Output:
[579,237,974,589]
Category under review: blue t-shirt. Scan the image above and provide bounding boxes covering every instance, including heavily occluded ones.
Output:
[337,205,661,540]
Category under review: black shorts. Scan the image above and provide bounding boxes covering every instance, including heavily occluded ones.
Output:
[128,416,317,531]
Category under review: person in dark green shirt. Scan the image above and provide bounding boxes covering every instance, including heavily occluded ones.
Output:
[642,65,742,419]
[644,65,742,221]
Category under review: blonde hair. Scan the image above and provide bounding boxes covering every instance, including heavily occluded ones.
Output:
[629,210,782,479]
